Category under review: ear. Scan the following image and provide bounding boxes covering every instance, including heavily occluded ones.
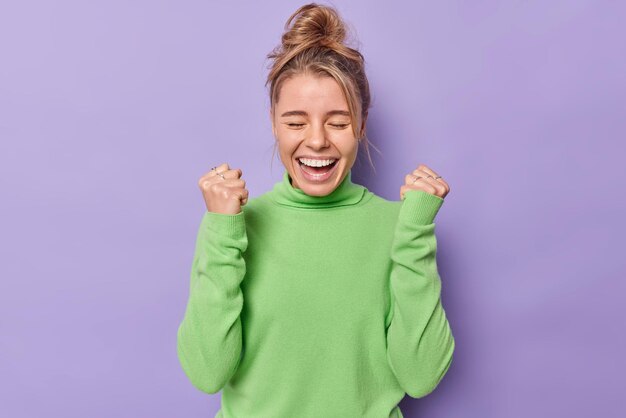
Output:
[270,109,277,139]
[359,112,368,139]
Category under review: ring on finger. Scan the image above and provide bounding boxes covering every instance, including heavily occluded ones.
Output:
[412,173,443,184]
[210,166,226,180]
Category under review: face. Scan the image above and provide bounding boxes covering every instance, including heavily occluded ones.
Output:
[270,74,361,196]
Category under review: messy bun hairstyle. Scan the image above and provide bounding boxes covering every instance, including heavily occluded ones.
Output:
[265,2,379,172]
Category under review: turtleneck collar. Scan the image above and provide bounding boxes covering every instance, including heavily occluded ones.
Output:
[270,169,367,209]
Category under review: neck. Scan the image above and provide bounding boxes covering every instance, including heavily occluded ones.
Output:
[270,169,368,209]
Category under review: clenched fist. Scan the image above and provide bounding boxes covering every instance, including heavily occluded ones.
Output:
[198,163,249,215]
[400,164,450,200]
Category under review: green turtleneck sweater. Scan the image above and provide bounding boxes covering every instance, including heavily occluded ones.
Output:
[177,170,455,418]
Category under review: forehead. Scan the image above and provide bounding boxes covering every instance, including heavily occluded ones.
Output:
[277,74,348,111]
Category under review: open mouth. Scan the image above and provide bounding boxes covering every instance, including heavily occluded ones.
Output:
[296,158,339,181]
[298,159,337,174]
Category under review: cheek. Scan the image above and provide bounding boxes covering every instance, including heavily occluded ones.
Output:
[335,138,359,157]
[276,140,298,157]
[277,131,302,149]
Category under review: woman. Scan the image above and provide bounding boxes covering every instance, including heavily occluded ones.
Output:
[177,3,454,417]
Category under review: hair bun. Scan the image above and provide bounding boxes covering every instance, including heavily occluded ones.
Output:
[282,3,347,51]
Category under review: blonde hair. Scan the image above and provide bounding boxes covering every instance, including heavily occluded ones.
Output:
[265,2,380,173]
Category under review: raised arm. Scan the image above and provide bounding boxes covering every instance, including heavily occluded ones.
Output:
[176,210,248,393]
[385,189,455,398]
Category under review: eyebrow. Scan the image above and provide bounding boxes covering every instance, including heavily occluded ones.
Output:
[280,110,350,117]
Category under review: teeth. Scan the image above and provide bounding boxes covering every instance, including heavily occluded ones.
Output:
[298,158,336,167]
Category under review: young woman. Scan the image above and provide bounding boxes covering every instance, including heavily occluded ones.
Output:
[177,3,454,417]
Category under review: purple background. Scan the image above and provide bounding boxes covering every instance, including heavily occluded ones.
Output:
[1,1,624,417]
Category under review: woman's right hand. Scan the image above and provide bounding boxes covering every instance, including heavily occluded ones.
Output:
[198,163,249,215]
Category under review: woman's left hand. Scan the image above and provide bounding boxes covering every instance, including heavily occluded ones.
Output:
[400,164,450,200]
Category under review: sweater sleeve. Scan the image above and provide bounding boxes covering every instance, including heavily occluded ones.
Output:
[385,189,455,399]
[176,210,248,394]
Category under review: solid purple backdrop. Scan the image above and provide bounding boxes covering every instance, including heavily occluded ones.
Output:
[1,1,624,417]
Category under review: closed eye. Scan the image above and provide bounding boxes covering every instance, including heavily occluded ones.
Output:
[286,123,349,129]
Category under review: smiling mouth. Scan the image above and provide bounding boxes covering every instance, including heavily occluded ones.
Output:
[297,158,338,174]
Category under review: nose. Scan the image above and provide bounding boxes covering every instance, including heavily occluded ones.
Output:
[304,121,330,150]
